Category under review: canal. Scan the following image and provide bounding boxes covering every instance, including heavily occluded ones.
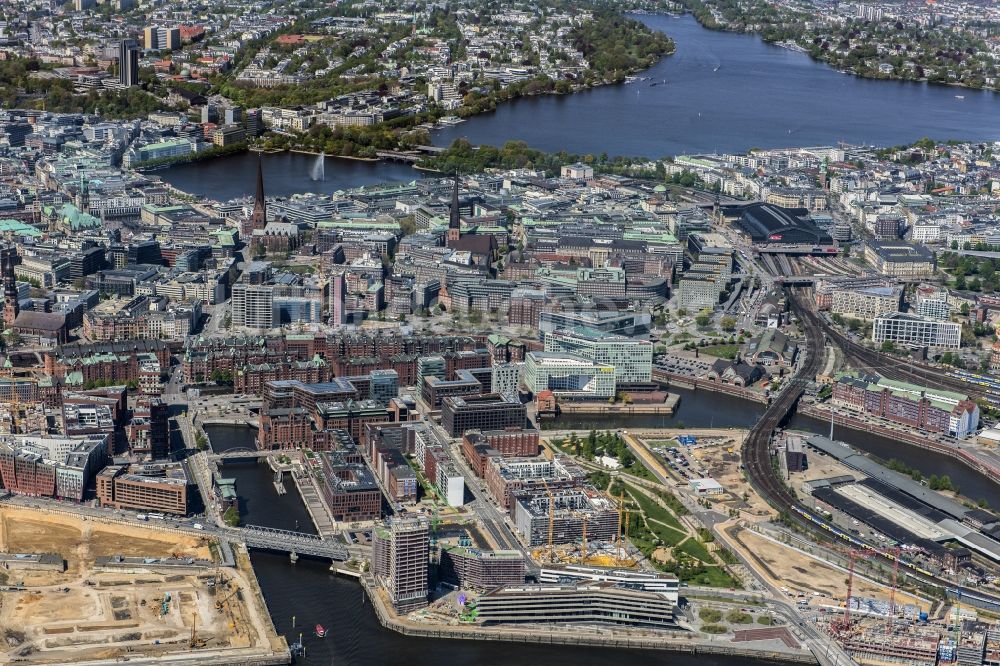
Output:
[206,424,758,665]
[206,375,1000,664]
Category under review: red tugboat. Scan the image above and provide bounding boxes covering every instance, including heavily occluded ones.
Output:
[314,624,327,638]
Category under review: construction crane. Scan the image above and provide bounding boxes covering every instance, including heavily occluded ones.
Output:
[189,612,206,649]
[884,546,900,633]
[541,479,555,563]
[612,488,638,566]
[832,548,873,636]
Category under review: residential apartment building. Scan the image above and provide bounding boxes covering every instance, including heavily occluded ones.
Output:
[439,546,525,591]
[372,516,429,613]
[830,285,902,321]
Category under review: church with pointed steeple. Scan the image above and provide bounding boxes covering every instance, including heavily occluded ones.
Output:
[2,246,19,329]
[444,174,498,264]
[251,157,267,231]
[447,175,461,243]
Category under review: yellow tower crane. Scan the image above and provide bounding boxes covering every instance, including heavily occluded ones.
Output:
[542,478,555,563]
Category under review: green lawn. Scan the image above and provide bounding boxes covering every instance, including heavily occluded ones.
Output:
[677,537,714,563]
[626,485,684,532]
[621,460,658,482]
[699,344,740,359]
[685,566,740,588]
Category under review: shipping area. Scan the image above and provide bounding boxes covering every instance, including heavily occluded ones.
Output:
[0,505,287,665]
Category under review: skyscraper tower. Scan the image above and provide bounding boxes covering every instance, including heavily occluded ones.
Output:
[119,38,140,87]
[251,157,267,231]
[372,517,429,613]
[447,175,461,243]
[2,247,19,328]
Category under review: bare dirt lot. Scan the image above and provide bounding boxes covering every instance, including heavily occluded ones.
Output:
[0,506,284,665]
[731,527,926,609]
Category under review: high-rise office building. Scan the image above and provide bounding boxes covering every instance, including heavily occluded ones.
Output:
[164,27,181,50]
[119,39,140,87]
[544,326,653,386]
[372,517,429,613]
[245,108,264,137]
[143,26,159,50]
[231,283,274,329]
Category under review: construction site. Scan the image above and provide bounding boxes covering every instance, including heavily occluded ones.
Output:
[524,486,641,568]
[0,505,288,665]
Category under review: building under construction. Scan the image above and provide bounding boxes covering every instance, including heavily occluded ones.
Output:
[841,627,939,666]
[512,487,617,547]
[439,545,525,591]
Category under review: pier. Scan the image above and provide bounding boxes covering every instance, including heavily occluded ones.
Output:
[556,393,680,416]
[291,471,337,537]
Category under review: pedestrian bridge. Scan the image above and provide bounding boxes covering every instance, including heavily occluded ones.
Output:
[240,524,349,560]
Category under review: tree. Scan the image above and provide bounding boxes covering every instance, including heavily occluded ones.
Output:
[223,506,240,527]
[695,313,711,327]
[720,316,737,331]
[399,214,417,236]
[880,341,896,353]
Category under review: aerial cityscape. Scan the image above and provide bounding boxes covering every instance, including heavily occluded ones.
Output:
[2,0,1000,665]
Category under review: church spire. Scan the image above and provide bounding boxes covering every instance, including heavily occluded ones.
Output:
[251,156,267,231]
[2,247,19,328]
[447,174,461,243]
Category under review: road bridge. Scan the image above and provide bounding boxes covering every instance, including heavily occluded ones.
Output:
[206,448,285,461]
[240,524,349,560]
[375,150,422,163]
[773,276,815,285]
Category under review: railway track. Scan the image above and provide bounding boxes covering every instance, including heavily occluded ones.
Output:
[740,286,1000,610]
[819,316,994,400]
[741,288,824,523]
[779,256,992,400]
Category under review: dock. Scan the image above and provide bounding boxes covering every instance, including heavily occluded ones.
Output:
[292,472,337,538]
[557,393,680,415]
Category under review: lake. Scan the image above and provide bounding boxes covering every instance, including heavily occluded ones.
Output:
[433,14,1000,157]
[159,14,1000,200]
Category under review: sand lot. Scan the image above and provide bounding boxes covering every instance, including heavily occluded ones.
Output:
[732,527,926,609]
[0,506,283,665]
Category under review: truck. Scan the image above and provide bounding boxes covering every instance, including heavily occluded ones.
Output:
[193,523,204,530]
